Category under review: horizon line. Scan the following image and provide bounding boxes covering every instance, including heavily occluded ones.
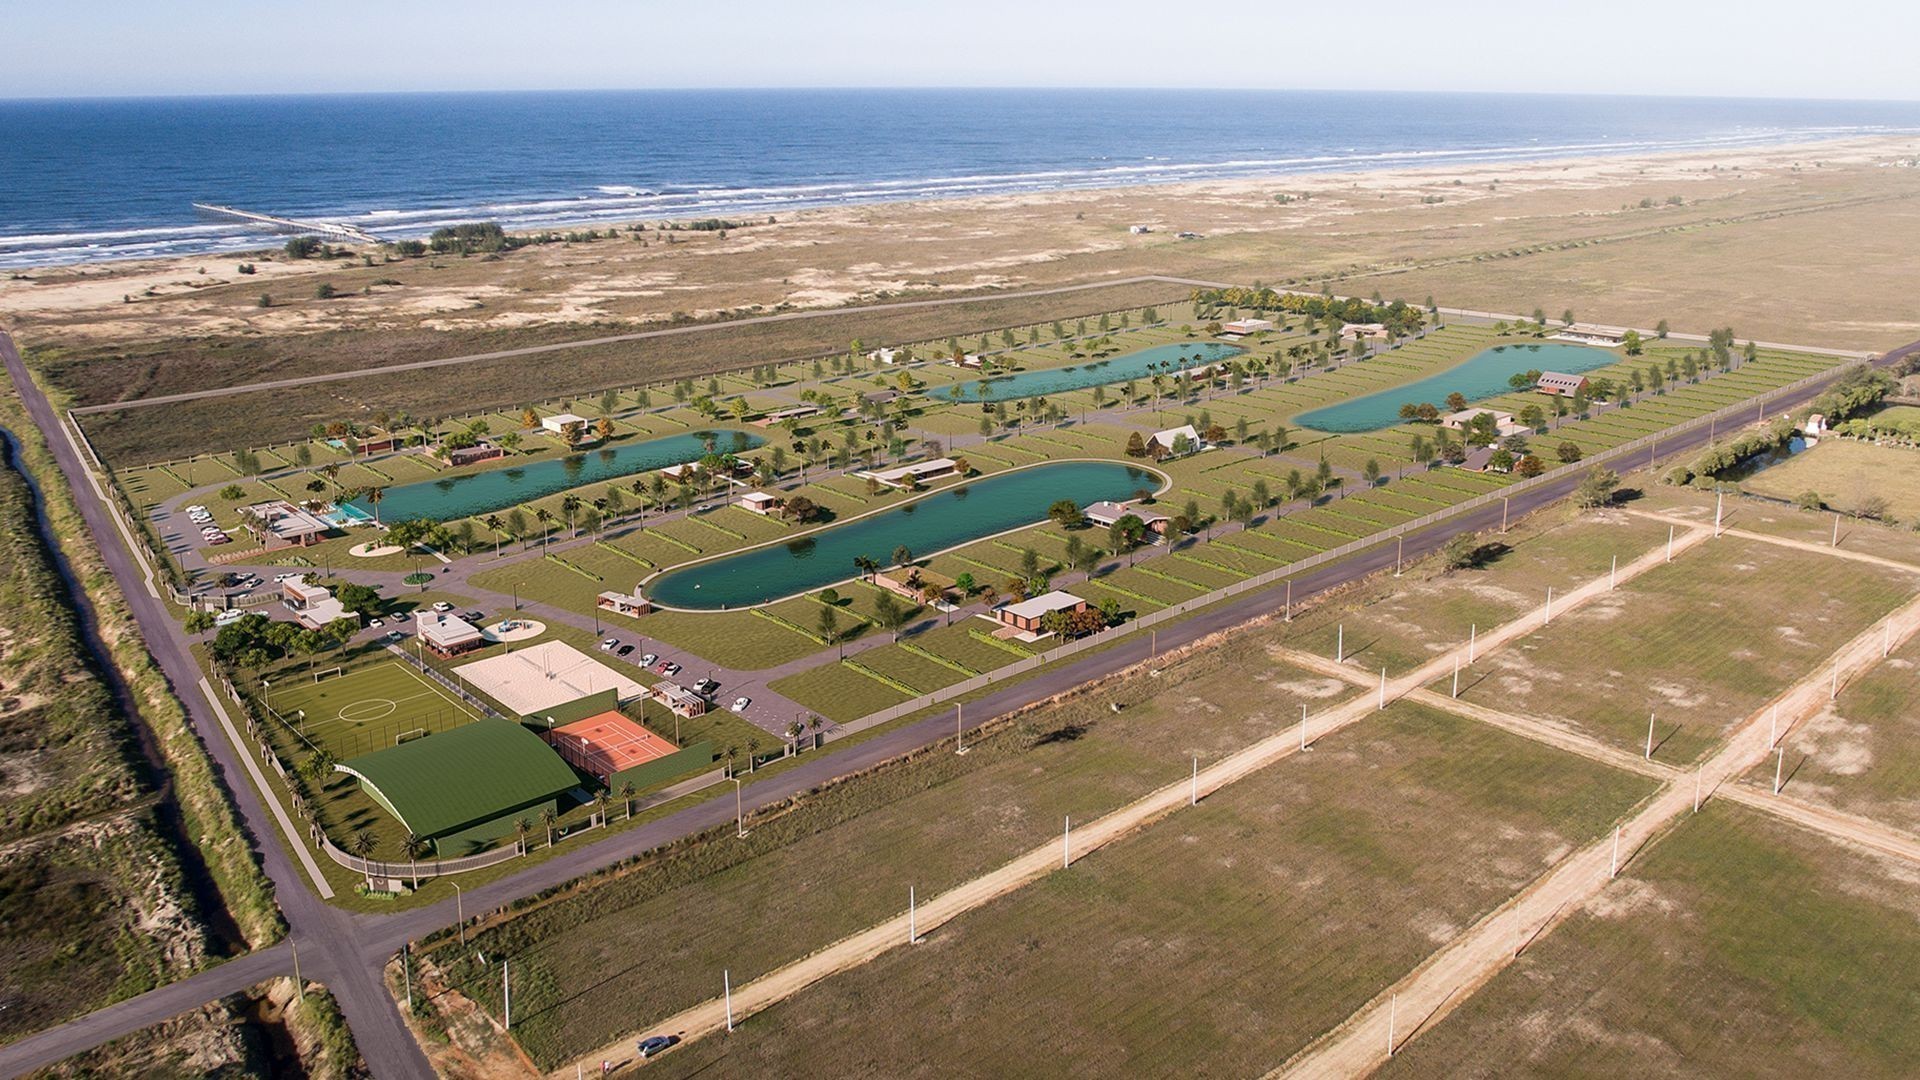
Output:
[4,85,1920,107]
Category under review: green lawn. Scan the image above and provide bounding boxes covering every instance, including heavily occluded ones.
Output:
[1741,438,1920,523]
[1381,803,1920,1079]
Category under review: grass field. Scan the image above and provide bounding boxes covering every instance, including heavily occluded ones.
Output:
[433,633,1368,1069]
[1450,536,1915,763]
[262,659,485,762]
[647,703,1655,1079]
[1378,803,1920,1079]
[1740,438,1920,523]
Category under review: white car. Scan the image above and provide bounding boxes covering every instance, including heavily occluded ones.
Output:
[731,697,751,713]
[273,573,297,583]
[213,609,246,626]
[432,601,454,613]
[600,637,618,651]
[639,652,658,667]
[368,618,384,629]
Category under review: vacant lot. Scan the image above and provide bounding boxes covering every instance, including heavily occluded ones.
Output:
[1645,483,1920,569]
[648,703,1653,1079]
[434,634,1363,1069]
[1379,803,1920,1078]
[1278,508,1674,677]
[1741,438,1920,523]
[1750,635,1920,833]
[1451,536,1914,763]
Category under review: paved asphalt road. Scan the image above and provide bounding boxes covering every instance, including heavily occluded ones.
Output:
[4,325,1911,1079]
[68,275,1231,413]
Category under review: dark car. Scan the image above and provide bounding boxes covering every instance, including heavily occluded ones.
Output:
[464,611,485,623]
[638,1035,678,1058]
[617,644,635,657]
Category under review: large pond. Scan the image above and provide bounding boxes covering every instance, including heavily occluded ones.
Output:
[1294,342,1618,433]
[939,341,1245,402]
[350,429,763,524]
[645,460,1162,610]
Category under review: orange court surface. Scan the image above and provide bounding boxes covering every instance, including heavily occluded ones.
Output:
[545,710,678,783]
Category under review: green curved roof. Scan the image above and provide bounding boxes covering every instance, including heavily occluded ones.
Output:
[336,719,578,837]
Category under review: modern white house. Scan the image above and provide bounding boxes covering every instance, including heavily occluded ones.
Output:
[1084,500,1172,539]
[859,457,959,488]
[1441,408,1532,438]
[420,612,486,658]
[868,347,902,364]
[1339,322,1391,343]
[1147,424,1208,457]
[1536,372,1591,398]
[281,576,357,630]
[737,491,783,514]
[540,413,600,446]
[243,501,332,549]
[1221,318,1274,336]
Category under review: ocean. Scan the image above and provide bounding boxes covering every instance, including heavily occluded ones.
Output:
[2,88,1917,269]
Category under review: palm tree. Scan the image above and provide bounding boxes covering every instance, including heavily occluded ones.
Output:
[746,735,762,773]
[806,714,823,750]
[561,494,582,536]
[484,514,505,556]
[513,816,531,856]
[539,805,558,847]
[619,779,637,819]
[404,830,423,890]
[365,486,386,525]
[784,719,804,755]
[593,790,611,828]
[533,507,554,551]
[722,744,739,778]
[350,830,378,890]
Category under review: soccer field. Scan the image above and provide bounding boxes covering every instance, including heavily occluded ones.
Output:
[263,660,485,760]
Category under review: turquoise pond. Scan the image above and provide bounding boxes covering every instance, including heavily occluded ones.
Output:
[1294,343,1618,433]
[348,430,763,524]
[645,461,1161,610]
[938,341,1245,402]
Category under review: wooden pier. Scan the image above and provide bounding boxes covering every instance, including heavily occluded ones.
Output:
[192,203,381,244]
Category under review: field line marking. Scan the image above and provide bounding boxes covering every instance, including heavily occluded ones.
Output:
[556,523,1713,1076]
[200,677,334,899]
[1273,583,1920,1078]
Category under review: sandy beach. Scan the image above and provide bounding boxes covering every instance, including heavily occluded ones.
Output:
[5,133,1920,353]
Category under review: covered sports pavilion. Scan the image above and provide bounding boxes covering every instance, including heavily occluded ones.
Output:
[335,719,581,855]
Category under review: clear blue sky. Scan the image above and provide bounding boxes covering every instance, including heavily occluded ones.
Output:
[3,0,1913,101]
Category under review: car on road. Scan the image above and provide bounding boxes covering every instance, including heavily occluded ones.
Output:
[639,652,658,667]
[731,696,750,713]
[385,630,403,643]
[432,601,454,613]
[638,1035,678,1058]
[368,618,384,629]
[616,644,635,657]
[392,611,410,621]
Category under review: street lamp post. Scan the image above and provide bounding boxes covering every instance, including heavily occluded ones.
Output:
[451,881,465,946]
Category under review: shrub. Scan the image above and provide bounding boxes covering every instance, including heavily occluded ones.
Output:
[1442,533,1485,571]
[1795,490,1826,511]
[219,483,246,500]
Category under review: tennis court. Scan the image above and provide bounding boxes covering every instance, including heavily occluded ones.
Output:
[547,710,679,784]
[263,660,486,760]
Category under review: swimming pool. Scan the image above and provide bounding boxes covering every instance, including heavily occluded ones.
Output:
[1294,343,1618,433]
[939,342,1245,402]
[348,430,764,524]
[644,460,1163,610]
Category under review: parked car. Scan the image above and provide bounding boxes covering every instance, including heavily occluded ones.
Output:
[731,697,751,713]
[431,601,454,613]
[616,644,635,657]
[385,630,403,643]
[638,1035,678,1058]
[600,637,618,651]
[693,677,718,695]
[273,573,298,583]
[464,611,484,623]
[639,653,658,667]
[662,663,681,677]
[654,659,673,674]
[213,609,246,626]
[368,618,384,629]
